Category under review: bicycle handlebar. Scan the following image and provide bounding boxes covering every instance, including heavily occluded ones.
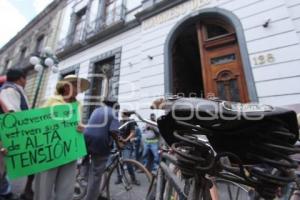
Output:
[122,110,158,127]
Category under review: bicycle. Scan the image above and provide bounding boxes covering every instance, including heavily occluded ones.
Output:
[279,142,300,200]
[73,125,152,200]
[128,97,300,200]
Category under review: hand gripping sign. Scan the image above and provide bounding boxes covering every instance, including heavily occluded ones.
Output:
[0,103,87,179]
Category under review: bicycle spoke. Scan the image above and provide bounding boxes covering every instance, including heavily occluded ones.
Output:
[214,179,250,200]
[107,159,151,200]
[227,184,233,200]
[235,187,240,200]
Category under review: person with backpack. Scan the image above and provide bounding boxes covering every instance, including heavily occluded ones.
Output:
[0,68,29,200]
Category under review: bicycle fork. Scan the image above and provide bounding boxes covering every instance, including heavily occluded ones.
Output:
[117,162,133,191]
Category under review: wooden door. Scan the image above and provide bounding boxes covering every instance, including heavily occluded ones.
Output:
[197,21,249,102]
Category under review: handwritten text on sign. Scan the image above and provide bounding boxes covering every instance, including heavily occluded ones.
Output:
[0,103,87,179]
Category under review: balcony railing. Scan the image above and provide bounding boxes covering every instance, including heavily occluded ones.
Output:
[56,4,126,54]
[86,4,127,37]
[56,20,86,52]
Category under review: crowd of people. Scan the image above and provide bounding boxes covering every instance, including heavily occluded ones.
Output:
[0,68,161,200]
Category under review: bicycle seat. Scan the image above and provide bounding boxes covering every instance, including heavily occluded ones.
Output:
[157,98,299,163]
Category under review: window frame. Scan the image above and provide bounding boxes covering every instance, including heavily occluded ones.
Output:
[35,35,45,54]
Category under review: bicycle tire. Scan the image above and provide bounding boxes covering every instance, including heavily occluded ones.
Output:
[213,178,251,200]
[106,159,152,200]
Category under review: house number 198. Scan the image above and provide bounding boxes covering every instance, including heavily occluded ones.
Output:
[253,54,275,65]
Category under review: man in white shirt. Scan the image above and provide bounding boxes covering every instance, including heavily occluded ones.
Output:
[0,68,29,200]
[0,69,29,112]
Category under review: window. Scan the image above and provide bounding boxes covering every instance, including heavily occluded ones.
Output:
[59,65,80,79]
[211,54,236,65]
[20,47,27,61]
[216,70,240,102]
[205,24,229,39]
[92,59,114,98]
[73,8,86,43]
[61,71,76,78]
[5,59,9,68]
[1,59,10,74]
[35,35,44,54]
[60,70,76,80]
[105,0,123,25]
[203,20,233,40]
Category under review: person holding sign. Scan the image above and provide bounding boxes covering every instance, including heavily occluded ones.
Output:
[0,68,29,200]
[33,75,90,200]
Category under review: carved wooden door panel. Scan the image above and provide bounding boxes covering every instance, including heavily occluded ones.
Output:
[197,21,249,102]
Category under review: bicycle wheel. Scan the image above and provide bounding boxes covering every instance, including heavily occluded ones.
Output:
[213,179,251,200]
[106,159,152,200]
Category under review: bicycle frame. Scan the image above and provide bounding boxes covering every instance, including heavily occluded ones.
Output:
[154,150,215,200]
[99,148,131,192]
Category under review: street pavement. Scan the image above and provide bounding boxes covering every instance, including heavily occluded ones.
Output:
[10,171,150,200]
[10,175,288,200]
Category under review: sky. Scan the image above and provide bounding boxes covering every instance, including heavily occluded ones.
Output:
[0,0,53,48]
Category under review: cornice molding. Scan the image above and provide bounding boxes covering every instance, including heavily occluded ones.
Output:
[135,0,186,22]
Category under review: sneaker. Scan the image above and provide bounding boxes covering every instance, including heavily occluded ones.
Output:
[114,179,122,185]
[131,179,140,186]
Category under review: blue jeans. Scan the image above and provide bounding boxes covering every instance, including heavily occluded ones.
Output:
[0,173,11,195]
[134,138,142,161]
[142,142,159,171]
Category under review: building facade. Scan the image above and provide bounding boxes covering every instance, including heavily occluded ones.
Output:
[51,0,300,119]
[1,0,300,118]
[0,0,67,107]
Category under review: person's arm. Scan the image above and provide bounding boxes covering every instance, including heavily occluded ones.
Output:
[123,130,135,143]
[77,124,85,132]
[123,122,136,142]
[0,88,21,111]
[0,91,18,156]
[109,115,124,148]
[76,102,85,133]
[0,98,9,113]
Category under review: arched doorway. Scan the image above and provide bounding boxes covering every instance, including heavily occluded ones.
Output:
[166,8,257,103]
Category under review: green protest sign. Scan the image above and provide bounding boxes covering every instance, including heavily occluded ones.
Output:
[0,103,87,179]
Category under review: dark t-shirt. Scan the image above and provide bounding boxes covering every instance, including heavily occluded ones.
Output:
[84,106,120,156]
[120,120,136,139]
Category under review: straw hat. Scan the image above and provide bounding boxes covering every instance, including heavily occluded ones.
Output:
[56,75,90,93]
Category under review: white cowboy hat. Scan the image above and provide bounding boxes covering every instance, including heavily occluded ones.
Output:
[56,74,90,93]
